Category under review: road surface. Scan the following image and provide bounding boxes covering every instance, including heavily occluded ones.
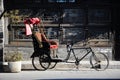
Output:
[0,69,120,80]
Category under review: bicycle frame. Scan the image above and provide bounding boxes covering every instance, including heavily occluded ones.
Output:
[65,44,96,66]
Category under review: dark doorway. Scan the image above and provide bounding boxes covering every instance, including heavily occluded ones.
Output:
[113,8,120,60]
[114,29,120,60]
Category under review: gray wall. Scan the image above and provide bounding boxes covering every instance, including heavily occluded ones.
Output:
[4,46,112,61]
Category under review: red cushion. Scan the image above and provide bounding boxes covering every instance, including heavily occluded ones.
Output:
[50,45,58,49]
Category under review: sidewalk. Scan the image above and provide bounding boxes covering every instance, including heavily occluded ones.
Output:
[0,61,120,80]
[1,60,120,72]
[21,60,120,70]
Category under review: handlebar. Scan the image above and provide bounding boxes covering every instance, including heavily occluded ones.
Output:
[66,41,74,52]
[66,41,91,51]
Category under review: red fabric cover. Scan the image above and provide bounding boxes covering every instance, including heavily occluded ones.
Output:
[49,40,58,49]
[24,18,40,24]
[50,45,58,49]
[25,24,33,35]
[24,18,40,35]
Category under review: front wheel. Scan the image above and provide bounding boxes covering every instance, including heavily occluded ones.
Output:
[90,52,109,71]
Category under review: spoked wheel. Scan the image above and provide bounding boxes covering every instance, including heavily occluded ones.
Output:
[49,55,58,69]
[32,57,45,71]
[90,52,109,71]
[39,53,51,70]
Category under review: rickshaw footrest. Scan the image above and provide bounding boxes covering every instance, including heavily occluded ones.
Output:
[51,58,63,62]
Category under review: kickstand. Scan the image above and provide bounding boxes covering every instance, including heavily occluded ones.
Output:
[75,59,79,70]
[76,65,79,70]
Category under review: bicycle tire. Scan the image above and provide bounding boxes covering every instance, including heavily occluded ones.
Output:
[39,53,51,70]
[32,57,45,71]
[49,55,58,69]
[90,52,109,71]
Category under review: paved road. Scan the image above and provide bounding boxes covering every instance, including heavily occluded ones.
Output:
[0,69,120,80]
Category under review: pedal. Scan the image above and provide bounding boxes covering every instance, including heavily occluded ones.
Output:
[91,64,101,69]
[95,64,101,69]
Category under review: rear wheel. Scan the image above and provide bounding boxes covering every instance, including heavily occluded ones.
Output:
[32,57,44,70]
[49,55,58,69]
[39,53,51,70]
[90,52,109,71]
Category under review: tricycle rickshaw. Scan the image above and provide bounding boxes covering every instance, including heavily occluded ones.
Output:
[24,18,109,71]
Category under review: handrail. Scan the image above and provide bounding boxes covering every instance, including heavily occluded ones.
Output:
[0,10,6,19]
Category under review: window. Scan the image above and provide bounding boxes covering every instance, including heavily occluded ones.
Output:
[12,26,59,40]
[88,9,111,24]
[12,26,31,40]
[89,28,109,39]
[46,27,59,39]
[63,9,84,24]
[62,28,84,42]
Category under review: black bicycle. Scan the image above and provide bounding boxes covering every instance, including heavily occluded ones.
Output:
[64,43,109,71]
[32,42,109,71]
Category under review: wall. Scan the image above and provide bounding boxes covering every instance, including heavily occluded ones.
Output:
[4,45,112,61]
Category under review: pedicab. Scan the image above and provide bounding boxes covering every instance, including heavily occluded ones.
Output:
[24,18,63,70]
[24,18,109,71]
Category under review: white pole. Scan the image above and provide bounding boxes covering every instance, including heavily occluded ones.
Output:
[1,0,4,62]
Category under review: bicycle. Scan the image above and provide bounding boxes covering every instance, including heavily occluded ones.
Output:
[65,42,109,71]
[32,41,109,71]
